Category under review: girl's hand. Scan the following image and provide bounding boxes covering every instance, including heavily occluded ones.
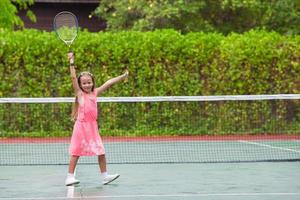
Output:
[123,69,129,78]
[67,52,75,65]
[123,69,129,83]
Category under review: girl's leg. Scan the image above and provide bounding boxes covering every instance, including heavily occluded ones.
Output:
[65,155,80,186]
[98,154,107,173]
[68,155,80,173]
[98,154,120,185]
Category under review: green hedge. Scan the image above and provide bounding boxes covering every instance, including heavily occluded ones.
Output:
[0,29,300,136]
[1,29,299,97]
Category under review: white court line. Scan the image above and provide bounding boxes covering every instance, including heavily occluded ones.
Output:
[66,170,76,198]
[239,140,300,153]
[1,193,300,200]
[67,186,75,198]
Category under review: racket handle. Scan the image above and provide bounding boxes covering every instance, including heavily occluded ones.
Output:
[68,48,74,53]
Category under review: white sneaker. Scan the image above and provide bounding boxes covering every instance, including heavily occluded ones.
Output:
[103,174,120,185]
[65,176,80,186]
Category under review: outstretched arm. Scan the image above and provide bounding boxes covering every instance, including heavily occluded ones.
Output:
[68,52,81,94]
[96,70,129,96]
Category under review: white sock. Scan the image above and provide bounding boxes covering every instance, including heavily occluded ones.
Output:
[67,173,74,178]
[101,172,108,178]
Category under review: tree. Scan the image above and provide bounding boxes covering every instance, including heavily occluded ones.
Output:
[0,0,35,30]
[94,0,299,34]
[214,0,300,34]
[94,0,210,32]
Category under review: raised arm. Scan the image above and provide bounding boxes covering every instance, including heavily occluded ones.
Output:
[68,52,81,94]
[96,70,129,96]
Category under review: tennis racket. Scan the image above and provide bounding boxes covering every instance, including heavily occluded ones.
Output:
[53,11,78,51]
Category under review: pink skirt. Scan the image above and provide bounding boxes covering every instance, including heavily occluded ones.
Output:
[69,120,105,156]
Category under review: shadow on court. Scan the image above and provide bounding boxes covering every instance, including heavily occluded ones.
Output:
[0,162,300,200]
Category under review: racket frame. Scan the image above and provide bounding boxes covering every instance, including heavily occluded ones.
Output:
[53,11,79,49]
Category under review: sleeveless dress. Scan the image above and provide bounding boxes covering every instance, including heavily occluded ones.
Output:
[69,91,105,156]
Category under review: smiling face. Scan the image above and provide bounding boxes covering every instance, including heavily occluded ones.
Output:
[78,73,95,93]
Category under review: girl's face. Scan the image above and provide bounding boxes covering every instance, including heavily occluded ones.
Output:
[79,75,94,93]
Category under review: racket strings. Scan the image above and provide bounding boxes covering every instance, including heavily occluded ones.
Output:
[55,16,76,28]
[54,12,78,44]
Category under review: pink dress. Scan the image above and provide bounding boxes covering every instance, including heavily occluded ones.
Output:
[69,90,105,156]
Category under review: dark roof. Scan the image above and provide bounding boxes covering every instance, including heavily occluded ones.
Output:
[34,0,99,3]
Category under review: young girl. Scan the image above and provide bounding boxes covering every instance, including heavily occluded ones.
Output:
[65,52,128,186]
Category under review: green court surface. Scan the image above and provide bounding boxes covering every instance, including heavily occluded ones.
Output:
[1,136,299,199]
[0,162,300,200]
[1,138,300,165]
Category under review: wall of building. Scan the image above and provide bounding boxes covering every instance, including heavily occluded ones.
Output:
[18,2,106,32]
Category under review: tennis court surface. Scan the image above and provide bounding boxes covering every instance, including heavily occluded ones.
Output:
[0,95,300,199]
[1,163,300,200]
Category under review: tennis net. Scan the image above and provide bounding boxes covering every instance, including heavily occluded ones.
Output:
[0,95,300,165]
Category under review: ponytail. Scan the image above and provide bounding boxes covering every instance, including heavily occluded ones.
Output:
[71,96,79,121]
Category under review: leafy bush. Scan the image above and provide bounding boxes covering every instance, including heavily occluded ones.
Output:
[0,29,299,137]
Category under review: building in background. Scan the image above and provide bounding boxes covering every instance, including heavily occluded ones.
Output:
[18,0,105,32]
